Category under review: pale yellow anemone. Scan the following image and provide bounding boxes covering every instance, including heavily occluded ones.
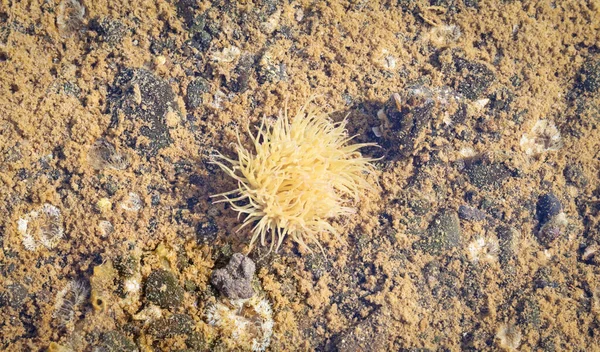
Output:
[212,101,377,253]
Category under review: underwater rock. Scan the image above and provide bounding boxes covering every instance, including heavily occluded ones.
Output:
[211,253,255,300]
[88,17,126,45]
[464,159,511,190]
[97,331,138,352]
[0,283,28,309]
[147,313,194,338]
[414,209,462,255]
[144,269,184,309]
[578,57,600,93]
[185,77,210,110]
[535,193,566,246]
[453,56,495,100]
[458,205,486,221]
[536,193,562,226]
[107,68,177,158]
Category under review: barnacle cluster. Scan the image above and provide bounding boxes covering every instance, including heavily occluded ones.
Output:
[206,296,274,352]
[519,119,562,156]
[467,236,499,263]
[212,102,376,252]
[17,203,64,251]
[52,280,88,329]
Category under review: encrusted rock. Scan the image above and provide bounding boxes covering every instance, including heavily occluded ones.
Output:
[107,68,177,158]
[464,159,511,190]
[414,209,462,254]
[211,253,255,300]
[578,57,600,93]
[147,313,194,338]
[452,56,495,100]
[98,331,138,352]
[88,17,126,45]
[185,77,210,110]
[144,269,184,309]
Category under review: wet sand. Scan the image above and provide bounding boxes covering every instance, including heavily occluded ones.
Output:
[1,0,600,350]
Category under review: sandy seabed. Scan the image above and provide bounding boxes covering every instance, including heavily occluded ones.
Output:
[1,0,600,351]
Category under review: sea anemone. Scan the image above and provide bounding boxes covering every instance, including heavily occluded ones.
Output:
[212,101,376,253]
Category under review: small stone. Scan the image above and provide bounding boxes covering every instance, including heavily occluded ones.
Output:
[537,213,567,246]
[89,17,126,46]
[210,253,255,300]
[414,209,462,254]
[536,193,562,226]
[107,68,177,158]
[147,313,194,338]
[578,57,600,93]
[0,283,28,309]
[144,269,184,309]
[196,218,218,243]
[464,159,511,190]
[453,56,495,100]
[458,205,486,221]
[564,163,588,188]
[98,331,138,352]
[185,77,210,110]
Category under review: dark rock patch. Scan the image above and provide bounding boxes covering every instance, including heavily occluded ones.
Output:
[107,68,177,158]
[464,159,511,190]
[144,269,184,309]
[147,313,194,338]
[453,56,495,100]
[414,209,462,255]
[578,57,600,93]
[185,77,210,110]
